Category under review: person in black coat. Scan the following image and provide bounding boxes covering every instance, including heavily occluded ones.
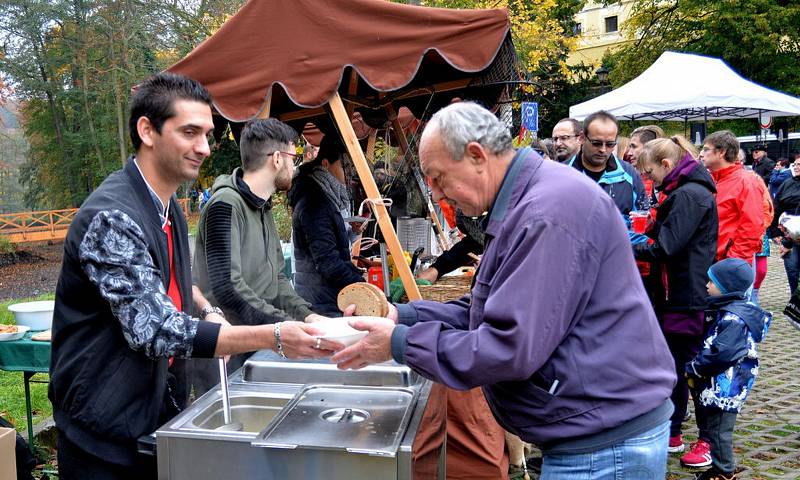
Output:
[288,135,365,316]
[768,156,800,295]
[633,135,719,452]
[417,210,484,282]
[751,144,775,186]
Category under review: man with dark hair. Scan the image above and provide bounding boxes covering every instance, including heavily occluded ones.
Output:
[49,73,335,479]
[751,144,775,186]
[551,117,582,162]
[192,118,326,391]
[700,130,764,263]
[566,110,647,215]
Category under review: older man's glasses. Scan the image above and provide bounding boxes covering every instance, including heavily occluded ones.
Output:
[585,135,617,149]
[551,134,577,143]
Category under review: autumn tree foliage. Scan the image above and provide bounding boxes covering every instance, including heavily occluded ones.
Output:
[0,0,245,208]
[606,0,800,95]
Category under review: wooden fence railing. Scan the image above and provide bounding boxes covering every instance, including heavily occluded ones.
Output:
[0,198,193,244]
[0,208,78,243]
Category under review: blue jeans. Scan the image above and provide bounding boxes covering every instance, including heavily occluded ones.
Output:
[541,420,669,480]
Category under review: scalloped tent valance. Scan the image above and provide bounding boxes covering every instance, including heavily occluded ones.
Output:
[168,0,511,127]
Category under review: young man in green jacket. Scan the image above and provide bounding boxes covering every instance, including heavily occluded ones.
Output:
[192,118,324,392]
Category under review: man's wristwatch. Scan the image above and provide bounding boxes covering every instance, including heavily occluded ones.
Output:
[200,305,225,319]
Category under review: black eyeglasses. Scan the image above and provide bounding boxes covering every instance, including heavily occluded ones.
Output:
[585,135,617,149]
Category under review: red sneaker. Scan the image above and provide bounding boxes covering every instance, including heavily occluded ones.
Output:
[681,439,712,467]
[668,434,684,453]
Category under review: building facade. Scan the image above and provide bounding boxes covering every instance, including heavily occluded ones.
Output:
[567,0,636,67]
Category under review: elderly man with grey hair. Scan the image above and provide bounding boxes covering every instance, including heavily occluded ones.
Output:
[333,102,676,479]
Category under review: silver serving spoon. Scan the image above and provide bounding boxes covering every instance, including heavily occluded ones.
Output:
[215,357,243,431]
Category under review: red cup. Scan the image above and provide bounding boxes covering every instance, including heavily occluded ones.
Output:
[630,211,648,234]
[368,266,384,292]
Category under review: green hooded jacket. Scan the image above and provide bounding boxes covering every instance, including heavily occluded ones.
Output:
[192,168,312,328]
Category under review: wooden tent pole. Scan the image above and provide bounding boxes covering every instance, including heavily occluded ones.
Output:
[346,70,359,118]
[384,104,450,251]
[257,90,272,119]
[366,129,377,162]
[329,92,422,301]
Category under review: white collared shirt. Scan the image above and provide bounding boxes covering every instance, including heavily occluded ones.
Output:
[132,157,170,229]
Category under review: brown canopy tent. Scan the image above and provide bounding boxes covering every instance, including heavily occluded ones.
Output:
[169,0,517,301]
[169,0,510,121]
[169,1,520,477]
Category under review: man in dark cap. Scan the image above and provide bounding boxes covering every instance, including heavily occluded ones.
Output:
[751,144,774,186]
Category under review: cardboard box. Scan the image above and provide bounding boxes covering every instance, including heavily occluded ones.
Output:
[0,427,17,480]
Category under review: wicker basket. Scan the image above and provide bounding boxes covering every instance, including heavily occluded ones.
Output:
[401,274,473,302]
[435,274,473,288]
[417,283,471,302]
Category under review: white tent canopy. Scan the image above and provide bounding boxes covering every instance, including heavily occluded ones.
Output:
[569,51,800,122]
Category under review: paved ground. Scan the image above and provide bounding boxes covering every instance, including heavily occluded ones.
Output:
[522,251,800,480]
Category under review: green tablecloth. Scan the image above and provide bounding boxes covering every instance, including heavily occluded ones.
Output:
[0,332,50,373]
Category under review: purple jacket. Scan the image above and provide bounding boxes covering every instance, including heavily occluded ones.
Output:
[393,149,675,445]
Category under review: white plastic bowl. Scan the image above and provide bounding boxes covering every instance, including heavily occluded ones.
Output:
[8,300,55,331]
[313,317,372,347]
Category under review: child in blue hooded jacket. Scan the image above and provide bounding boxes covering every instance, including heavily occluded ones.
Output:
[685,258,772,480]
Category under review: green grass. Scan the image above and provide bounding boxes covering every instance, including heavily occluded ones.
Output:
[0,293,55,433]
[187,214,199,237]
[0,235,15,255]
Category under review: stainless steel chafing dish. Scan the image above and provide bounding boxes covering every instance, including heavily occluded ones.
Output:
[155,351,441,479]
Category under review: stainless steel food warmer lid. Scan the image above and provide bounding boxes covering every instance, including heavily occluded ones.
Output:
[251,384,418,457]
[239,352,417,387]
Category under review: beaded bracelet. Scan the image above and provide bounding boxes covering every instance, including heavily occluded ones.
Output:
[274,322,286,359]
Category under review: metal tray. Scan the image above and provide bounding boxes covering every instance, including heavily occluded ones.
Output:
[252,384,418,457]
[239,351,416,387]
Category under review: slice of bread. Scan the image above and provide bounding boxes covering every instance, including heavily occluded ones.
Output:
[31,329,51,342]
[337,283,389,317]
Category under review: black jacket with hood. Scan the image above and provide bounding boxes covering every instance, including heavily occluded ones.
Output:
[288,166,364,316]
[635,157,719,315]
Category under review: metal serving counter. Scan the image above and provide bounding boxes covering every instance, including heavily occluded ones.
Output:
[156,352,437,479]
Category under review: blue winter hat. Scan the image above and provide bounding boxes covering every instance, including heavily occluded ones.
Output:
[708,258,755,295]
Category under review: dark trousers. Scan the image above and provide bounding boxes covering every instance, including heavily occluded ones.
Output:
[665,333,703,437]
[57,431,156,480]
[691,387,712,444]
[707,409,738,474]
[784,246,800,295]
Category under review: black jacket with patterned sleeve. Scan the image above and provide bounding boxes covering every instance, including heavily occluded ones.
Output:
[49,158,220,466]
